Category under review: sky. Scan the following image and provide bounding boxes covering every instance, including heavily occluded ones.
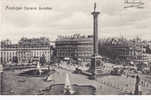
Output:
[0,0,151,43]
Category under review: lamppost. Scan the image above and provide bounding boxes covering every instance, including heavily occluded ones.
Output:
[134,74,141,95]
[0,64,3,95]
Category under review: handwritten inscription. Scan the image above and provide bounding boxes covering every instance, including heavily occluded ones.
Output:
[124,0,144,9]
[5,5,53,11]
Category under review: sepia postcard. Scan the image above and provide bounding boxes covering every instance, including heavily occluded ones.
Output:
[0,0,151,97]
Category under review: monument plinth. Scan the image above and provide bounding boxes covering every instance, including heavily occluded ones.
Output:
[90,3,102,79]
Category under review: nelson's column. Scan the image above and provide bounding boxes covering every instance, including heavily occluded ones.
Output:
[90,3,102,79]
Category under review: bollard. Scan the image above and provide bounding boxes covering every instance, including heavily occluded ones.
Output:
[109,83,112,87]
[115,84,117,89]
[141,81,144,87]
[124,87,127,93]
[116,83,119,89]
[143,81,145,87]
[112,85,115,88]
[111,83,113,87]
[144,81,147,88]
[120,87,123,91]
[123,87,126,92]
[108,83,110,86]
[149,83,151,88]
[146,82,149,88]
[126,85,129,93]
[107,82,109,86]
[115,82,118,89]
[117,85,120,90]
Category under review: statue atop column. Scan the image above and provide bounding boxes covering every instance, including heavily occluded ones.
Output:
[89,2,103,80]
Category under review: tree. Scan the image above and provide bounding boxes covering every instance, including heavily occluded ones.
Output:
[40,54,46,65]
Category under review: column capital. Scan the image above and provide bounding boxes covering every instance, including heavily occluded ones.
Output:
[91,11,100,15]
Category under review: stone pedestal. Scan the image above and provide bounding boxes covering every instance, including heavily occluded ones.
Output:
[90,55,102,79]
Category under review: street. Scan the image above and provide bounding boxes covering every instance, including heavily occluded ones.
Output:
[1,65,151,95]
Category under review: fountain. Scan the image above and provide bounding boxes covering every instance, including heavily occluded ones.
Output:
[64,73,74,95]
[39,72,96,95]
[37,62,42,75]
[18,62,55,77]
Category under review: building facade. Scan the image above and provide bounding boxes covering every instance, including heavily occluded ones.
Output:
[0,37,53,64]
[99,38,146,64]
[0,44,17,64]
[55,34,93,63]
[16,46,51,64]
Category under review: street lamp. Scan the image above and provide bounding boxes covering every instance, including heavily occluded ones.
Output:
[134,74,141,95]
[0,64,3,95]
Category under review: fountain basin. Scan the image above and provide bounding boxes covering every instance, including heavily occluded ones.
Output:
[18,69,55,77]
[40,84,96,95]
